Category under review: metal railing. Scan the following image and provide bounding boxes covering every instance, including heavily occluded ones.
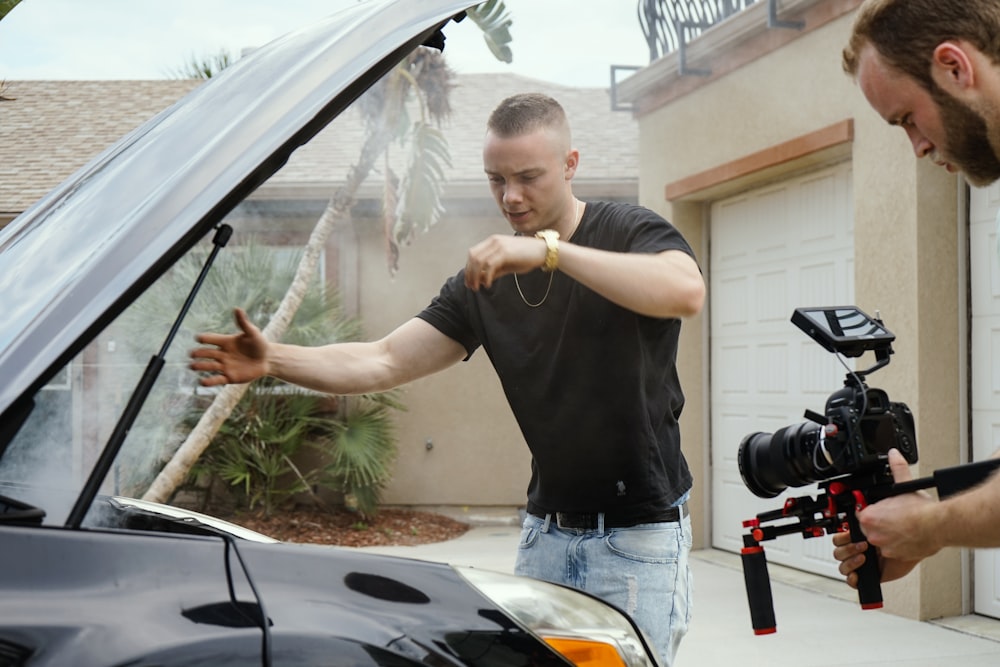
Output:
[612,0,804,108]
[639,0,804,63]
[639,0,758,62]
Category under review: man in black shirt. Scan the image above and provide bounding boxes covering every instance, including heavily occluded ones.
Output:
[192,93,705,665]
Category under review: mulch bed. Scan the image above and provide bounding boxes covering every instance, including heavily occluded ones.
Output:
[221,505,471,547]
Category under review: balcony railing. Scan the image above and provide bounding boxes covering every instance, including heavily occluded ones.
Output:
[611,0,805,109]
[639,0,758,61]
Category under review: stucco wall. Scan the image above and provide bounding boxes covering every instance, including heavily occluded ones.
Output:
[350,205,532,508]
[634,10,963,621]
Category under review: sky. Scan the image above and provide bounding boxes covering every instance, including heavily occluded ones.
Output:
[0,0,651,88]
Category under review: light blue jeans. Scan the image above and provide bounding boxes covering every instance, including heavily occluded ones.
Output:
[514,510,693,666]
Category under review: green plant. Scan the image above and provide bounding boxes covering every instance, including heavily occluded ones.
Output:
[204,387,402,517]
[321,394,401,516]
[213,389,318,513]
[116,239,402,514]
[205,386,335,515]
[0,0,22,22]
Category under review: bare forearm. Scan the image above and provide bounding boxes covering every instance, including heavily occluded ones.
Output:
[557,244,705,319]
[267,318,466,396]
[934,471,1000,550]
[266,340,396,395]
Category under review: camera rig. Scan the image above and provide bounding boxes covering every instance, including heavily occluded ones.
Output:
[739,306,1000,635]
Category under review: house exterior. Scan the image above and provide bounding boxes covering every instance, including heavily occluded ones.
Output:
[617,0,1000,627]
[11,0,998,629]
[1,74,638,520]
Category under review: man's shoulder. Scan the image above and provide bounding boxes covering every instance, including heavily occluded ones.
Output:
[590,200,663,218]
[586,201,670,229]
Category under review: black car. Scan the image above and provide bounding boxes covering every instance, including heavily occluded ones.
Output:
[0,1,660,665]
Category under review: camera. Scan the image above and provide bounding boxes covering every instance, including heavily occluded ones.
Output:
[737,306,918,499]
[736,307,1000,633]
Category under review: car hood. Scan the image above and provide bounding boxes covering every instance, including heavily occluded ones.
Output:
[0,0,474,423]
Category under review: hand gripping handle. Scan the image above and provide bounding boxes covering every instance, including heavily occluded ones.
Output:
[847,499,883,610]
[741,544,777,634]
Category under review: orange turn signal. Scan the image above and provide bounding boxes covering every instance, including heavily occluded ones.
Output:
[542,637,627,667]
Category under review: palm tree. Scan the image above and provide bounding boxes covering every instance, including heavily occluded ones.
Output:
[142,1,513,504]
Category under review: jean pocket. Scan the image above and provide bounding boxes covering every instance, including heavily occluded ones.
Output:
[517,517,543,551]
[604,524,682,564]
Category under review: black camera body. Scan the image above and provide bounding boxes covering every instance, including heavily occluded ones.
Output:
[738,306,918,500]
[739,381,918,499]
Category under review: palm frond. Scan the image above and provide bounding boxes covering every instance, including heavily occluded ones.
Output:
[410,48,455,124]
[125,239,358,362]
[167,49,234,80]
[322,400,398,515]
[466,0,514,64]
[390,123,451,251]
[0,0,22,22]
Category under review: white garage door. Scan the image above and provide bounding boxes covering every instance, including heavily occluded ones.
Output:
[969,183,1000,620]
[710,161,854,578]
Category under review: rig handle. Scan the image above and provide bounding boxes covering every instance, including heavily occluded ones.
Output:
[741,544,777,634]
[847,505,883,609]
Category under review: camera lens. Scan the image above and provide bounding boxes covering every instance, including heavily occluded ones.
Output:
[738,422,827,498]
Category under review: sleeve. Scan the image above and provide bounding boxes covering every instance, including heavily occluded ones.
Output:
[414,269,481,360]
[623,205,697,259]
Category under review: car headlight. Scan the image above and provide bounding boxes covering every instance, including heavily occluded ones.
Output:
[455,567,659,667]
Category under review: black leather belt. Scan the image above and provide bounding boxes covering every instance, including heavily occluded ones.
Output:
[532,503,688,530]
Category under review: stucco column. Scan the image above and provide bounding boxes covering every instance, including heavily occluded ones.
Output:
[665,199,709,549]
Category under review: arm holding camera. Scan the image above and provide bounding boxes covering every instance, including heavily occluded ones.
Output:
[833,447,1000,588]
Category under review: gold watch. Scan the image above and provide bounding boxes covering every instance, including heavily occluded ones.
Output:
[535,229,560,272]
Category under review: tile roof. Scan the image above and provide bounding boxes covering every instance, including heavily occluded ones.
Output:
[1,74,637,215]
[0,80,200,215]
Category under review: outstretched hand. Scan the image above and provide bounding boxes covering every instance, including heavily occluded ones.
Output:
[189,308,269,386]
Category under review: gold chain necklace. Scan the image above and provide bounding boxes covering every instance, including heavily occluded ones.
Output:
[512,200,582,308]
[514,271,554,307]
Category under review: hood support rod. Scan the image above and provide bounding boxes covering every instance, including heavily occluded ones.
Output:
[66,224,233,528]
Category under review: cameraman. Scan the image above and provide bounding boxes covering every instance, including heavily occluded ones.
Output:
[834,0,1000,587]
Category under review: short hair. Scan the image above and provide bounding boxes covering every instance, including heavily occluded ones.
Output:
[843,0,1000,90]
[486,93,570,141]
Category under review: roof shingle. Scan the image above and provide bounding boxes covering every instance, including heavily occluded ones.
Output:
[1,74,636,215]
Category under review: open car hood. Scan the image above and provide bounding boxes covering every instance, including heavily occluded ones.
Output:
[0,0,474,424]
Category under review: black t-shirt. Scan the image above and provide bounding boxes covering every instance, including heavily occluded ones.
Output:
[417,201,696,514]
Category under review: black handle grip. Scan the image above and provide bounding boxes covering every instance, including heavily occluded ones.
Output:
[741,545,777,634]
[847,509,883,609]
[932,458,1000,499]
